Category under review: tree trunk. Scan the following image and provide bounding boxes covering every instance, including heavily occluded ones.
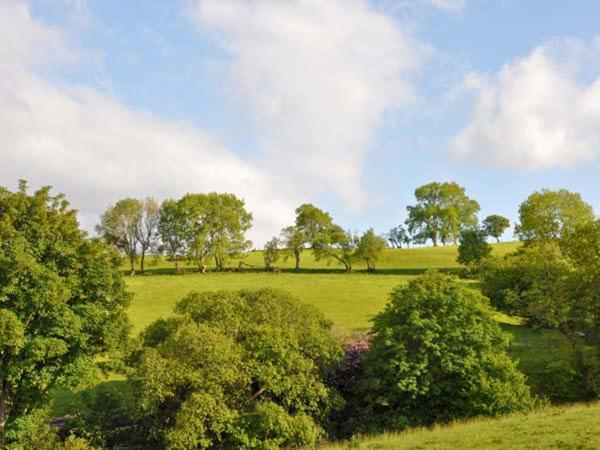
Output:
[174,257,182,275]
[198,256,206,273]
[294,249,301,271]
[496,237,500,243]
[140,251,145,274]
[0,385,11,435]
[129,254,136,275]
[432,235,438,247]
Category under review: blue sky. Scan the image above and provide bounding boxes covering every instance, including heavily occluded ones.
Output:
[3,0,600,244]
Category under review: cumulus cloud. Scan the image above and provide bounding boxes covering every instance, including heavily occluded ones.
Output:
[451,38,600,171]
[0,0,295,245]
[187,0,426,210]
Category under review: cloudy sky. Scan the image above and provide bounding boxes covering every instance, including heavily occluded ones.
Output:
[2,0,600,244]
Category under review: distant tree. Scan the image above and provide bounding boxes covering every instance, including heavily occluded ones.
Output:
[295,203,333,244]
[96,198,143,274]
[123,289,343,448]
[515,189,595,242]
[457,228,492,266]
[405,182,480,247]
[482,215,510,242]
[203,193,253,271]
[0,182,130,437]
[136,197,160,273]
[295,204,356,272]
[356,229,387,273]
[280,225,305,271]
[263,237,281,271]
[361,272,532,431]
[387,226,408,249]
[178,193,210,273]
[158,199,187,274]
[313,225,358,272]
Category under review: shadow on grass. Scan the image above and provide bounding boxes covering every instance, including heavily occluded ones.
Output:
[51,379,131,417]
[121,266,461,277]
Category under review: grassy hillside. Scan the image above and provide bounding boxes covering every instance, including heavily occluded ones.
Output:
[139,242,521,274]
[54,242,579,416]
[320,402,600,449]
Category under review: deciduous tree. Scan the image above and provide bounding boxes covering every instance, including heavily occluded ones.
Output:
[482,215,510,242]
[0,182,130,438]
[356,229,387,273]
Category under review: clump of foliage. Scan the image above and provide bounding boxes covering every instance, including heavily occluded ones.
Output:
[405,181,480,247]
[479,242,571,322]
[356,229,387,273]
[84,288,343,449]
[263,237,281,271]
[457,227,491,268]
[326,334,371,439]
[360,271,532,432]
[0,181,131,444]
[482,214,510,242]
[515,189,595,242]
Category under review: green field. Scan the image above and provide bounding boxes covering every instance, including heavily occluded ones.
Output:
[319,402,600,449]
[53,242,581,429]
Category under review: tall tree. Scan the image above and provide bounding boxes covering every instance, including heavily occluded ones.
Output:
[406,182,480,247]
[136,197,160,273]
[178,193,210,273]
[515,189,595,242]
[483,215,510,242]
[280,226,305,271]
[96,198,143,274]
[356,229,387,273]
[158,199,187,274]
[0,182,130,436]
[203,193,253,271]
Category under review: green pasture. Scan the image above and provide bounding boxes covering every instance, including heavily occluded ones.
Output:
[52,242,578,418]
[320,401,600,449]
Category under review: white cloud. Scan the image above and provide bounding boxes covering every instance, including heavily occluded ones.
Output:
[187,0,426,211]
[452,38,600,171]
[0,0,296,245]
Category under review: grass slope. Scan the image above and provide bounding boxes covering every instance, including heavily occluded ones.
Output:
[53,242,578,416]
[320,402,600,449]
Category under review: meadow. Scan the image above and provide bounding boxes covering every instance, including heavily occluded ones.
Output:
[52,242,579,419]
[319,401,600,449]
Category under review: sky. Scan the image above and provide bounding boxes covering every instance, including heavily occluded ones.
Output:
[2,0,600,245]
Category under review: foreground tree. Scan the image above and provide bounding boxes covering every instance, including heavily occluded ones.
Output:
[406,182,480,247]
[110,289,343,449]
[515,189,595,242]
[482,215,510,242]
[356,229,387,273]
[0,182,131,439]
[361,272,532,431]
[96,198,143,274]
[457,228,491,266]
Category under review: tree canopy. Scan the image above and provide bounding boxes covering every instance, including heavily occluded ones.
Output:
[0,182,131,437]
[123,289,343,449]
[406,182,480,247]
[482,215,510,242]
[356,229,387,273]
[361,271,532,431]
[515,189,595,242]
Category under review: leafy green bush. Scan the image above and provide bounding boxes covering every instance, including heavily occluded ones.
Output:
[89,288,343,449]
[360,271,532,431]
